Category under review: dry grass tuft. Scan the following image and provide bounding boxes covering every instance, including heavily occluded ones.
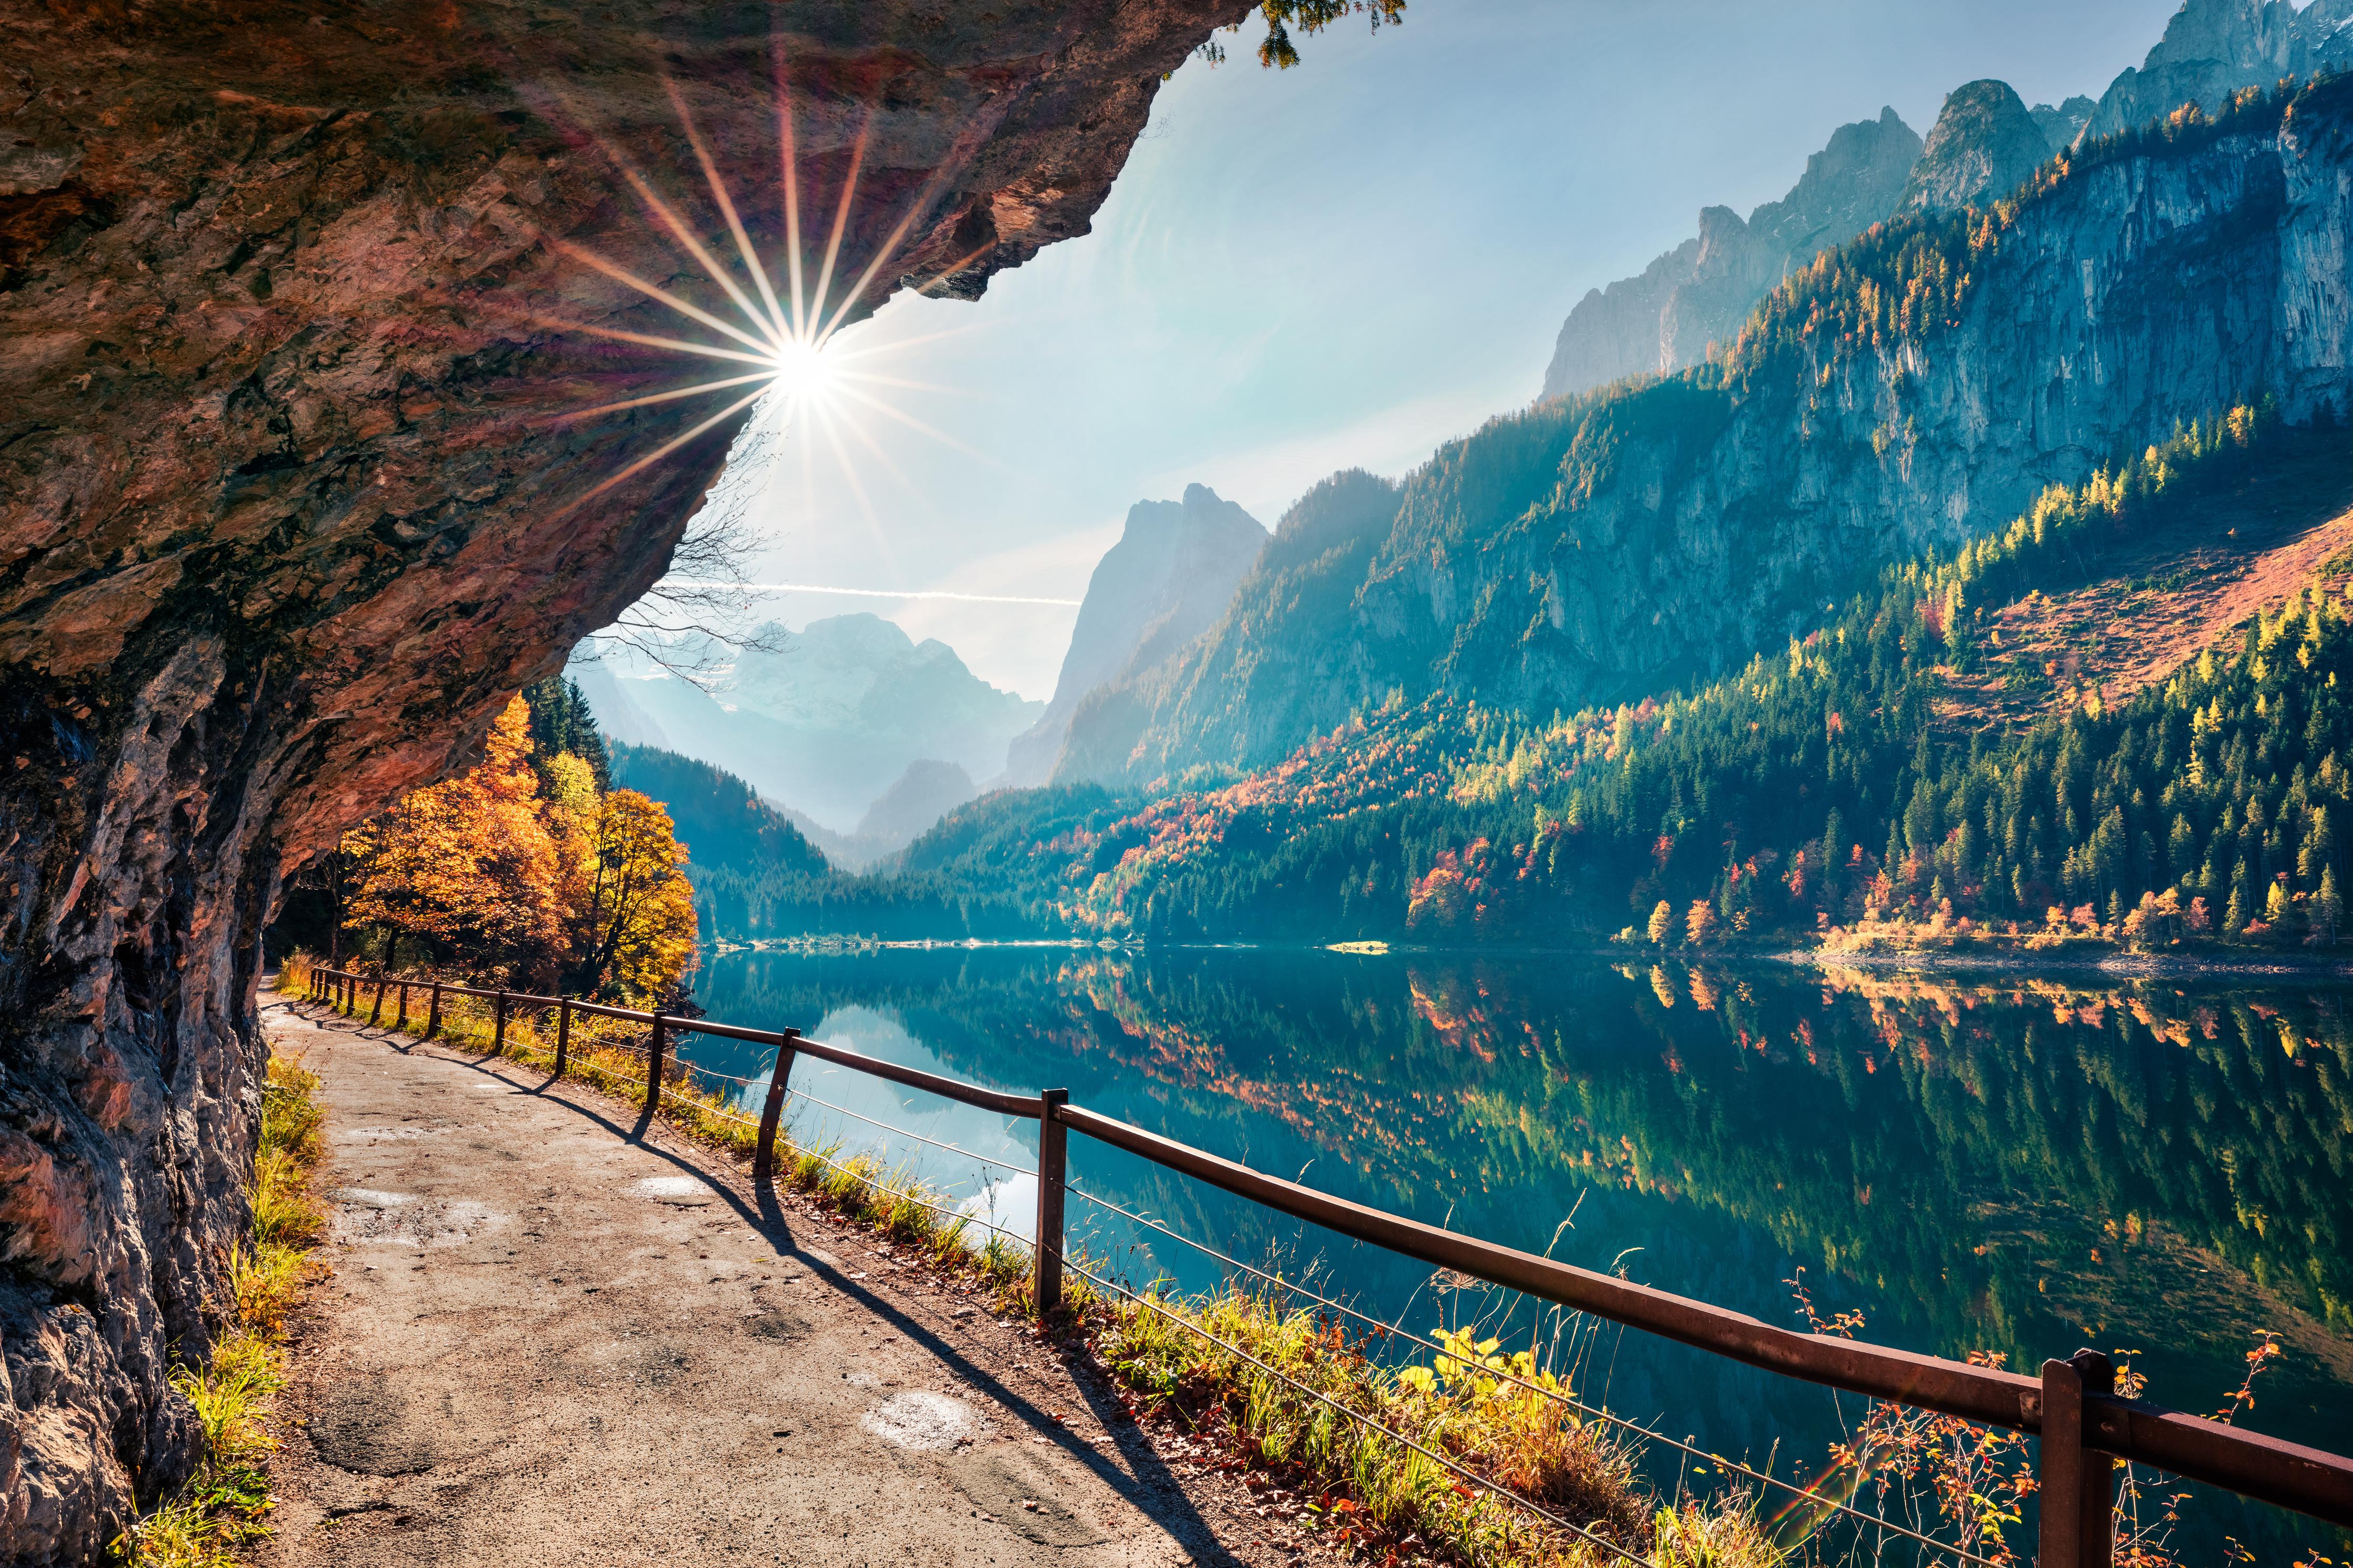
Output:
[116,1041,329,1567]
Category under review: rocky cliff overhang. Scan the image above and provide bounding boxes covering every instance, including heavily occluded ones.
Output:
[0,2,1245,1557]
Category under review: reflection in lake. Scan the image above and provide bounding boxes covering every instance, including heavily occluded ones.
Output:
[675,946,2352,1553]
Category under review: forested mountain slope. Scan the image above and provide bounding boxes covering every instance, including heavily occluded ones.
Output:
[1051,409,2353,946]
[786,405,2353,952]
[1058,79,2353,793]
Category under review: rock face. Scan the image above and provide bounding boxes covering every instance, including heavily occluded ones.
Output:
[1000,483,1266,785]
[1055,468,1398,784]
[2082,0,2353,141]
[580,615,1038,833]
[2032,95,2100,151]
[0,1,1248,1559]
[1538,0,2353,404]
[1540,107,1924,399]
[1070,79,2353,788]
[1899,81,2056,214]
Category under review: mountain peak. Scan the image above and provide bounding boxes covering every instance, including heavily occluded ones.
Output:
[1901,79,2048,213]
[1001,485,1270,785]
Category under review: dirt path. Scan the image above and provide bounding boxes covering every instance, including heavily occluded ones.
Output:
[256,997,1329,1568]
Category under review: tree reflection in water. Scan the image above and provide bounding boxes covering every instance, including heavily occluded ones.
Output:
[683,946,2353,1554]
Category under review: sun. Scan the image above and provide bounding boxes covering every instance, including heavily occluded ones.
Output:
[767,337,834,402]
[529,62,1001,519]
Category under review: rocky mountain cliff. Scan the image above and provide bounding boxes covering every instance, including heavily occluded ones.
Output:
[577,615,1038,833]
[1064,78,2353,790]
[1540,108,1924,399]
[1000,483,1268,784]
[1539,0,2353,404]
[0,1,1252,1558]
[1898,81,2056,213]
[2083,0,2353,139]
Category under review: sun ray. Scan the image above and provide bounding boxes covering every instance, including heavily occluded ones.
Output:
[905,241,1002,300]
[551,369,781,424]
[809,137,989,350]
[811,395,906,580]
[661,75,792,346]
[547,239,780,360]
[829,380,1003,466]
[821,319,998,363]
[806,117,870,342]
[831,368,971,397]
[771,33,810,343]
[555,382,774,517]
[514,313,782,369]
[615,168,785,352]
[826,383,932,500]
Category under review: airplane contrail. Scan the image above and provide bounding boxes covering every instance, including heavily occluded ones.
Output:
[671,580,1082,606]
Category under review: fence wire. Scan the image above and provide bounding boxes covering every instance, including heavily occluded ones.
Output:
[1055,1249,1652,1567]
[1062,1182,2003,1568]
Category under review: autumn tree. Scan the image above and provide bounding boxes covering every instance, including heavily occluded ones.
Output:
[341,697,566,983]
[569,789,698,1001]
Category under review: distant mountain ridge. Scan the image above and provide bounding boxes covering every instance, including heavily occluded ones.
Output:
[1056,74,2353,789]
[606,742,831,881]
[1539,0,2353,403]
[1001,483,1267,785]
[1541,107,1925,401]
[570,612,1039,835]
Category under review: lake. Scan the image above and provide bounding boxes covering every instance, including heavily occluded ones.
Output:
[675,946,2352,1554]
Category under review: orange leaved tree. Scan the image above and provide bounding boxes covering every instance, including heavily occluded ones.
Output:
[341,697,566,984]
[567,789,698,1001]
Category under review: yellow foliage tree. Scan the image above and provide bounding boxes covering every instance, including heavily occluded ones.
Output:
[342,697,565,981]
[570,789,698,1002]
[339,695,698,1003]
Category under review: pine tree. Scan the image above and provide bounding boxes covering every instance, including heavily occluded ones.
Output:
[2320,866,2342,943]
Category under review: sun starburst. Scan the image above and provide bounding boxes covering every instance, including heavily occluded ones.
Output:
[530,47,997,522]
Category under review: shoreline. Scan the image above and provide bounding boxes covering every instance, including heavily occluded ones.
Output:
[701,934,2353,980]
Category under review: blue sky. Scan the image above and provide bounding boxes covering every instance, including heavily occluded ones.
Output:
[694,0,2184,699]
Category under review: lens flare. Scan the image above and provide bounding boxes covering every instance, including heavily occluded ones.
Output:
[535,47,997,525]
[767,338,834,401]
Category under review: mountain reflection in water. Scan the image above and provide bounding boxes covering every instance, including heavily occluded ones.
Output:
[678,947,2351,1544]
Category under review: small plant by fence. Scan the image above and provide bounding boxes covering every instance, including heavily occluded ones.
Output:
[293,964,2353,1567]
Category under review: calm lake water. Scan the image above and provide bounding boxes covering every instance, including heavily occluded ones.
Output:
[674,946,2351,1552]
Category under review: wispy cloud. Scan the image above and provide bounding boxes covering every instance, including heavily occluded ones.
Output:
[686,581,1081,606]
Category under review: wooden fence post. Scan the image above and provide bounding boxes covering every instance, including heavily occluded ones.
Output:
[394,982,409,1031]
[426,983,441,1040]
[752,1029,803,1181]
[494,992,509,1053]
[645,1013,668,1114]
[555,998,571,1076]
[1033,1089,1070,1316]
[368,974,387,1026]
[2039,1349,2117,1568]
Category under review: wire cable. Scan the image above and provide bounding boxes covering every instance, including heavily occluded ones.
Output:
[1062,1182,2002,1568]
[1057,1250,1650,1567]
[782,1084,1039,1176]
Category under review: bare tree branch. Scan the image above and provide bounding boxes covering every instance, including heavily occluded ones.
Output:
[581,417,790,687]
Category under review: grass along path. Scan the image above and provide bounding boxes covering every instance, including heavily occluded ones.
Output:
[115,1041,328,1566]
[279,956,1781,1568]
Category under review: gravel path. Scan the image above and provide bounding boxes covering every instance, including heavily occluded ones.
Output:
[255,997,1333,1567]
